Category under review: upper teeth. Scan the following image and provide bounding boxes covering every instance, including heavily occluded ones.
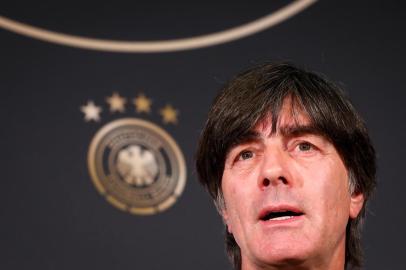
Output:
[270,216,293,221]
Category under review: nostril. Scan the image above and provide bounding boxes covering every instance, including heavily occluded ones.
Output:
[263,178,270,187]
[278,176,288,184]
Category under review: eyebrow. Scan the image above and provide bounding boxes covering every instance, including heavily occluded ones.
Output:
[277,124,323,138]
[225,131,262,157]
[226,124,324,155]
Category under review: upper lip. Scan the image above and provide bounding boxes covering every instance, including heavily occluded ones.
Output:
[258,205,304,221]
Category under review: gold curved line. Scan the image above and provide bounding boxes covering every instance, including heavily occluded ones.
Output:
[0,0,317,53]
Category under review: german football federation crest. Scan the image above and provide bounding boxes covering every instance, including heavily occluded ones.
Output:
[81,93,186,215]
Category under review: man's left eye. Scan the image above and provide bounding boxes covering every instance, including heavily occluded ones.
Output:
[297,142,313,151]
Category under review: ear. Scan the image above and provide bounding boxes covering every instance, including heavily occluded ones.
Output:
[221,209,233,233]
[349,192,364,219]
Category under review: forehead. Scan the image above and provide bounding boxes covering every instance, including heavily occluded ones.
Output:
[255,97,312,136]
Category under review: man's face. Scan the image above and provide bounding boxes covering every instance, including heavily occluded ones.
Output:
[221,100,364,269]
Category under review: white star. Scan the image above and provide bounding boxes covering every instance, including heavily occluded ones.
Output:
[80,101,102,122]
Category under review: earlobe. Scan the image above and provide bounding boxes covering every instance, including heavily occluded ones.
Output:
[349,192,364,219]
[226,224,232,233]
[222,210,232,233]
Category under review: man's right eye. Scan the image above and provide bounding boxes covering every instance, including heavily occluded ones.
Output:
[239,150,254,160]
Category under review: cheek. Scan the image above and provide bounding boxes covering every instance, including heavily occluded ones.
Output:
[222,163,260,201]
[221,172,240,224]
[326,161,351,204]
[221,170,258,232]
[222,178,249,219]
[303,159,351,223]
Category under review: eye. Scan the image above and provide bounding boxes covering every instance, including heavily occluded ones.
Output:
[239,150,254,160]
[297,142,313,151]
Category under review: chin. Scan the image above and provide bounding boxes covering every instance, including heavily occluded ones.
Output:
[263,249,309,263]
[248,239,316,267]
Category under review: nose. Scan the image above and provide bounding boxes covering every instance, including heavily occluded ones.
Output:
[258,147,290,189]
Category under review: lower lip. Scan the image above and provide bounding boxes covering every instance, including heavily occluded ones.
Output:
[259,215,304,226]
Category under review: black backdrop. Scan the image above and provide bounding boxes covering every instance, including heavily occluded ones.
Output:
[1,1,405,269]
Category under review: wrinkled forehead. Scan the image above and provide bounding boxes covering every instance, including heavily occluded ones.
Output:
[224,96,322,155]
[255,96,313,136]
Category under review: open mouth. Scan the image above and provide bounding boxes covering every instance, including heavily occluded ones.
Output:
[260,210,303,221]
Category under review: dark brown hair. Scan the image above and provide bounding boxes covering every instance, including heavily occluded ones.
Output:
[196,62,376,269]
